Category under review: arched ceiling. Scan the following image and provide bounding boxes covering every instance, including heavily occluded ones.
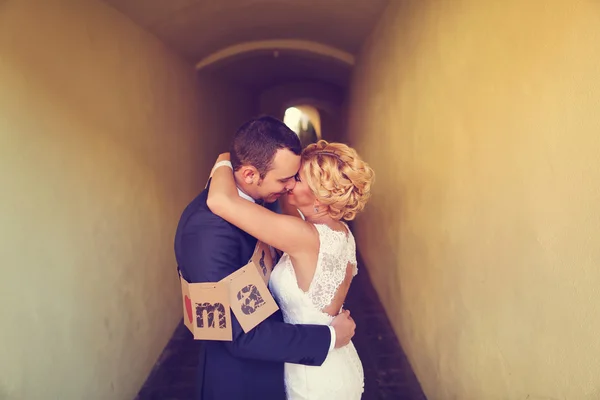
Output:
[102,0,390,63]
[203,50,352,91]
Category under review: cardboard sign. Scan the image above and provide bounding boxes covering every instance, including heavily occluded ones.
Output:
[252,241,275,286]
[225,259,279,333]
[179,241,280,340]
[181,276,232,341]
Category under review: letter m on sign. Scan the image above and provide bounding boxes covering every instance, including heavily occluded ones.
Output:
[196,302,227,329]
[181,278,232,341]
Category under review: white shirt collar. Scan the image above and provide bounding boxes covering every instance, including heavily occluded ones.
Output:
[237,187,255,203]
[297,209,306,220]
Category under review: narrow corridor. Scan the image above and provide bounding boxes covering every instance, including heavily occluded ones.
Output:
[135,262,426,400]
[4,1,600,399]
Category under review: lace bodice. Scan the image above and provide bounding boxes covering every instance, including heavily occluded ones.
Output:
[308,224,357,311]
[269,223,358,323]
[269,223,364,399]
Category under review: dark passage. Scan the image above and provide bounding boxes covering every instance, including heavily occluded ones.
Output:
[136,262,426,399]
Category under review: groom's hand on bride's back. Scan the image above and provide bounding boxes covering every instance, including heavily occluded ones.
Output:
[331,310,356,348]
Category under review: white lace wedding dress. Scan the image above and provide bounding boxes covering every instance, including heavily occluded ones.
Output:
[269,223,365,399]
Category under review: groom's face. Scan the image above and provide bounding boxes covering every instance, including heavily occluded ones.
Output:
[256,149,301,203]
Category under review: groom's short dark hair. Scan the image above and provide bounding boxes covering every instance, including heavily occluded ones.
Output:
[230,115,302,178]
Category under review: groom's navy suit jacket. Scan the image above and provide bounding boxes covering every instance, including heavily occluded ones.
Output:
[174,185,331,400]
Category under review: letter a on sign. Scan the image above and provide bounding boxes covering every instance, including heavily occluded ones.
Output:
[180,276,232,341]
[225,260,279,333]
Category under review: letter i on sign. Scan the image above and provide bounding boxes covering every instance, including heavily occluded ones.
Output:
[252,241,274,285]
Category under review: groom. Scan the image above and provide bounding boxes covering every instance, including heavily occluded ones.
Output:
[174,116,356,400]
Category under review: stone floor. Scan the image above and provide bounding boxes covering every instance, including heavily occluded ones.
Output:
[135,263,426,399]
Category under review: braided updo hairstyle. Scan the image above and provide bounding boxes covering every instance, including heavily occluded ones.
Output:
[300,140,374,221]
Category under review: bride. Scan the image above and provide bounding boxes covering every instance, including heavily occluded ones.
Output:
[207,139,374,399]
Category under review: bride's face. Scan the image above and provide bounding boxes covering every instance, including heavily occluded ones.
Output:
[285,167,316,210]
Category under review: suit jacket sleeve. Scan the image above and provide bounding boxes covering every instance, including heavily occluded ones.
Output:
[180,213,331,366]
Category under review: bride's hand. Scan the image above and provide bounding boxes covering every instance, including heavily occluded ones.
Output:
[216,152,230,163]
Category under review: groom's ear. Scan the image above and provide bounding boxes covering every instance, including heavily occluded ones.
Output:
[239,165,259,184]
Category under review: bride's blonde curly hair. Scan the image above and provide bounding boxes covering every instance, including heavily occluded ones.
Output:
[300,140,375,221]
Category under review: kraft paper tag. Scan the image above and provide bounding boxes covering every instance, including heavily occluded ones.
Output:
[252,241,275,286]
[181,276,232,341]
[225,260,279,333]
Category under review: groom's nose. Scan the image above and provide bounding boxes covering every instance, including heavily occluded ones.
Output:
[285,180,297,191]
